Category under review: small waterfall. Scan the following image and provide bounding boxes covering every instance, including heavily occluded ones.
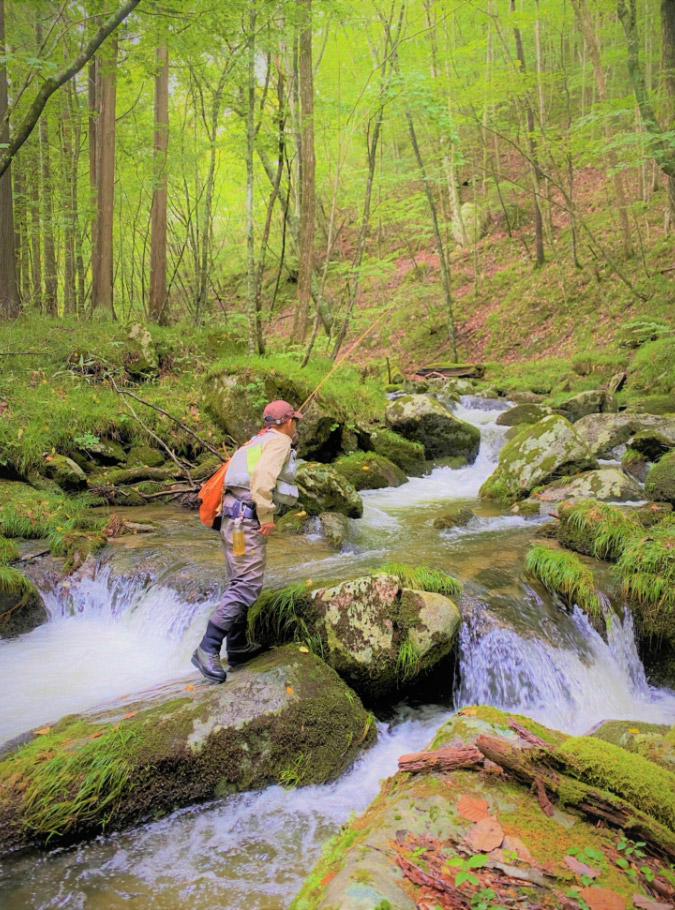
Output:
[455,602,675,735]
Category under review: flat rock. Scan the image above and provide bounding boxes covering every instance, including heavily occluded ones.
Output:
[535,468,643,506]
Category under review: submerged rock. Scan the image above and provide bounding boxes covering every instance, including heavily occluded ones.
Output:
[535,468,643,506]
[0,645,375,856]
[385,394,480,461]
[319,511,349,549]
[296,462,363,518]
[432,506,475,529]
[480,415,597,503]
[332,451,406,491]
[291,707,673,910]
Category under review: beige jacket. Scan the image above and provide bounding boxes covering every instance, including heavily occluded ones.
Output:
[249,430,292,525]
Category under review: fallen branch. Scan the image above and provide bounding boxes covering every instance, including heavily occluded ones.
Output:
[395,854,472,908]
[398,746,483,773]
[508,719,553,749]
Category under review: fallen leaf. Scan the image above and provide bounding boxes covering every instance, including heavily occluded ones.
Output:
[466,816,504,852]
[565,855,600,879]
[285,685,294,695]
[458,707,477,716]
[627,728,640,734]
[184,685,195,691]
[457,794,490,822]
[579,886,626,910]
[298,646,309,653]
[123,712,137,720]
[633,896,672,910]
[306,579,313,585]
[90,731,104,739]
[502,834,533,862]
[34,727,51,736]
[362,465,370,470]
[17,428,23,439]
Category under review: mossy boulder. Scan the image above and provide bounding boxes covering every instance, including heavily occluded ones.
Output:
[628,395,675,416]
[0,567,48,638]
[574,412,675,458]
[81,438,127,466]
[385,394,480,461]
[535,468,642,507]
[621,448,649,484]
[275,509,312,535]
[0,645,375,856]
[557,500,640,560]
[591,721,675,771]
[645,451,675,504]
[432,507,474,529]
[332,452,406,491]
[42,454,87,491]
[451,201,489,245]
[296,462,363,518]
[125,445,164,468]
[291,707,668,910]
[495,404,550,427]
[124,323,159,377]
[555,389,617,422]
[309,573,461,702]
[319,512,349,549]
[369,428,426,476]
[629,430,672,462]
[480,415,597,503]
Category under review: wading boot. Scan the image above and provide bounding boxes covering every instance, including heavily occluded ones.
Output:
[227,641,265,668]
[192,621,227,684]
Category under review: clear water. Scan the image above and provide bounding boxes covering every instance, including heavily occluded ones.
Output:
[1,395,674,909]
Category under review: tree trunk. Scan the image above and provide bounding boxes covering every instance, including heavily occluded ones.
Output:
[61,82,76,315]
[291,0,315,342]
[92,36,117,315]
[149,41,169,324]
[28,137,42,310]
[571,0,633,256]
[0,0,20,318]
[88,56,99,297]
[38,42,58,318]
[245,5,263,355]
[13,164,28,305]
[661,0,675,226]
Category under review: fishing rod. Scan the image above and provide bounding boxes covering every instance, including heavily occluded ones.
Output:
[299,303,396,414]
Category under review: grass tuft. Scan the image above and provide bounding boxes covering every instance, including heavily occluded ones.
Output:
[617,525,675,630]
[525,546,602,618]
[396,637,421,681]
[558,500,640,562]
[379,562,462,597]
[0,536,20,566]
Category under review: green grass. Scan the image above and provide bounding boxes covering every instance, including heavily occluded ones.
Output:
[525,546,602,618]
[558,500,641,562]
[0,536,19,565]
[247,582,316,648]
[396,636,421,681]
[0,485,95,540]
[379,562,462,597]
[630,337,675,395]
[0,564,37,600]
[617,525,675,626]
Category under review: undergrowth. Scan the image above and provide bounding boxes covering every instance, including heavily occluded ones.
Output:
[617,526,675,628]
[525,546,602,618]
[558,501,640,562]
[0,536,19,565]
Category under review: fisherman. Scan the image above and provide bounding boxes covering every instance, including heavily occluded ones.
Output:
[192,400,303,683]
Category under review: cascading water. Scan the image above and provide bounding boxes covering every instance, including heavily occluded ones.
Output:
[1,394,674,910]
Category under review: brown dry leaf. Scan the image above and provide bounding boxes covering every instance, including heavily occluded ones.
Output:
[90,731,104,739]
[0,400,8,416]
[466,816,504,852]
[502,834,533,862]
[123,712,137,720]
[664,542,675,550]
[579,886,626,910]
[34,727,51,736]
[457,793,490,822]
[184,685,195,691]
[459,707,477,716]
[633,896,672,910]
[565,855,599,879]
[286,685,294,695]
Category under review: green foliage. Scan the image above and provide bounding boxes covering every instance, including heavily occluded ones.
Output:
[0,484,94,540]
[379,562,462,598]
[558,500,640,562]
[247,583,315,647]
[617,524,675,627]
[0,564,36,600]
[395,636,421,681]
[525,546,602,618]
[0,536,20,566]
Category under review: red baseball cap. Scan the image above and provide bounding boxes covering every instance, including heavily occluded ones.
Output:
[263,400,303,423]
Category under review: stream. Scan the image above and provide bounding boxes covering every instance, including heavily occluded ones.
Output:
[1,397,675,909]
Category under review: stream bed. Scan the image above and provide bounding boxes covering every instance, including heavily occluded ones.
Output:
[1,397,674,909]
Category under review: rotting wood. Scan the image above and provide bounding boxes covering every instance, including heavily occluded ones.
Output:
[414,364,486,379]
[398,746,483,773]
[508,718,553,749]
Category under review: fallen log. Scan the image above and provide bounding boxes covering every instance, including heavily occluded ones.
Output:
[414,364,486,380]
[475,735,675,861]
[398,746,483,773]
[508,718,553,749]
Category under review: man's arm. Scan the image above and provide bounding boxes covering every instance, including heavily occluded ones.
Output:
[249,432,292,527]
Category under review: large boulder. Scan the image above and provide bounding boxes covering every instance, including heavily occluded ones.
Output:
[480,415,597,503]
[495,403,551,427]
[385,394,480,461]
[0,645,375,856]
[291,707,673,910]
[574,412,675,458]
[645,451,675,504]
[296,462,363,518]
[451,202,489,245]
[126,445,164,468]
[555,389,617,422]
[369,428,426,475]
[42,454,87,491]
[535,468,643,506]
[0,567,48,638]
[332,452,406,491]
[124,323,159,377]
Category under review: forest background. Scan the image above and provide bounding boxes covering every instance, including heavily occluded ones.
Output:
[0,0,674,406]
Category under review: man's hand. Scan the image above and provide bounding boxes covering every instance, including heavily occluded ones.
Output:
[259,522,275,537]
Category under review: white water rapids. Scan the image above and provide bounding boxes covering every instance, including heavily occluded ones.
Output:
[1,396,674,909]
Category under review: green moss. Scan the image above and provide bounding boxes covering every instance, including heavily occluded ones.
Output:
[630,337,675,396]
[557,500,640,561]
[0,564,37,600]
[525,545,602,618]
[332,451,406,491]
[645,451,675,504]
[554,736,675,829]
[591,720,670,752]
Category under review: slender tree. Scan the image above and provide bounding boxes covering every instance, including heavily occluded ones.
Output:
[0,0,19,318]
[149,39,169,324]
[91,35,118,315]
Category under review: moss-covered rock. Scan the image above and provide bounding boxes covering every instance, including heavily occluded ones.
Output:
[319,512,349,549]
[535,468,642,507]
[296,462,363,518]
[42,454,87,492]
[495,404,550,427]
[0,566,48,638]
[621,447,649,484]
[629,430,672,462]
[124,323,159,377]
[369,428,426,476]
[385,394,480,461]
[628,395,675,416]
[276,509,312,535]
[332,452,406,491]
[591,721,674,771]
[125,445,164,468]
[555,389,617,422]
[525,545,603,623]
[480,415,597,503]
[557,500,640,560]
[0,644,375,856]
[575,412,675,458]
[645,451,675,504]
[80,438,127,466]
[432,506,474,529]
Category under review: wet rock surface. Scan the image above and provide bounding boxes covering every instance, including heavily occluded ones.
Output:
[535,468,643,506]
[296,462,364,518]
[385,394,480,461]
